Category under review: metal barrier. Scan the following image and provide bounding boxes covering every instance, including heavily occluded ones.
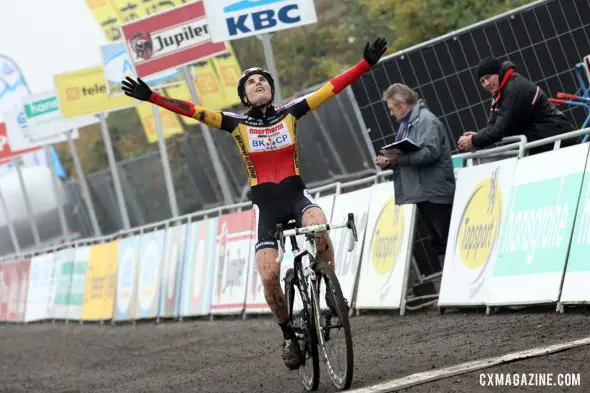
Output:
[524,127,590,152]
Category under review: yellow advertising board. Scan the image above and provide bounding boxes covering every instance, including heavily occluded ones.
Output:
[81,240,120,321]
[86,0,123,42]
[54,66,137,118]
[211,43,242,108]
[136,99,184,143]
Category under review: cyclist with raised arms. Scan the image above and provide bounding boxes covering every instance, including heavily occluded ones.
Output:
[121,37,387,370]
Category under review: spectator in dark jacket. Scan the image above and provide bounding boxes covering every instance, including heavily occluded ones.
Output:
[376,83,455,261]
[458,56,577,155]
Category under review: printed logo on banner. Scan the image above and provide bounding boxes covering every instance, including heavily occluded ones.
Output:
[204,0,318,42]
[453,167,503,298]
[116,238,139,318]
[120,2,228,78]
[370,198,404,300]
[131,32,154,60]
[136,230,165,318]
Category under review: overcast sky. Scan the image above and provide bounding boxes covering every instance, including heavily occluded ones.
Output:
[0,0,106,94]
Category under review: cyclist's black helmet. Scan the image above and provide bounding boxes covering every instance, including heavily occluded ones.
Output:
[237,67,275,107]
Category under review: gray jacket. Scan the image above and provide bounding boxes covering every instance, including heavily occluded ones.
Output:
[384,100,455,205]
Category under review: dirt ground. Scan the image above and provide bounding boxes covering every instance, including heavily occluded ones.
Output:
[1,306,590,393]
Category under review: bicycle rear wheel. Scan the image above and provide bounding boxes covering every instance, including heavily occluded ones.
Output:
[312,260,354,391]
[285,269,320,391]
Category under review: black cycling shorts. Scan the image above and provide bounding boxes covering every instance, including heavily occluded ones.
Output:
[251,176,321,252]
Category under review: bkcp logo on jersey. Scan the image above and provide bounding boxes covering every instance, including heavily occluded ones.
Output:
[454,167,503,298]
[247,121,292,151]
[204,0,318,42]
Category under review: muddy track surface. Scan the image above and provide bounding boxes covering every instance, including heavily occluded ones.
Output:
[1,307,589,393]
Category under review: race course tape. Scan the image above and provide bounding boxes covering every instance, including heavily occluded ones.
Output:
[349,335,590,392]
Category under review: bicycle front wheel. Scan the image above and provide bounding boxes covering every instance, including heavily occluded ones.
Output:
[286,269,320,391]
[312,260,354,391]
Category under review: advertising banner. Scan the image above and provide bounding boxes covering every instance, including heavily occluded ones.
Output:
[22,90,98,140]
[25,253,58,322]
[86,0,124,42]
[204,0,318,42]
[81,240,119,321]
[210,43,242,108]
[120,1,228,78]
[53,248,77,319]
[159,224,188,318]
[4,107,79,150]
[0,259,30,322]
[438,158,518,307]
[134,229,166,319]
[561,149,590,303]
[355,183,416,310]
[488,144,588,306]
[211,210,254,315]
[66,246,90,320]
[0,55,29,119]
[115,236,141,321]
[329,188,371,302]
[54,66,137,119]
[0,123,42,164]
[179,218,218,317]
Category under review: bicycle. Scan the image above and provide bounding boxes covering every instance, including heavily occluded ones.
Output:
[275,213,358,391]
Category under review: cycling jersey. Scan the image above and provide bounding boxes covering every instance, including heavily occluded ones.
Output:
[148,59,371,187]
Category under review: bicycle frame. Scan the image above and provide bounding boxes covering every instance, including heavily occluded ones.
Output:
[276,213,358,324]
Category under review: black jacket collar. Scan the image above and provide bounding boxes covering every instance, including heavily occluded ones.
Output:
[247,105,276,119]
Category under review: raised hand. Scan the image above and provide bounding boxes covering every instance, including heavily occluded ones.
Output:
[121,76,153,101]
[363,37,388,67]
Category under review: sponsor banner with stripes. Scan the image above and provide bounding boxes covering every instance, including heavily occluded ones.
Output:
[159,224,188,318]
[53,248,77,319]
[134,229,166,319]
[0,259,30,322]
[115,236,141,321]
[66,247,90,321]
[179,218,218,317]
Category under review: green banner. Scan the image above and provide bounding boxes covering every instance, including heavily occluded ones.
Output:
[494,174,583,276]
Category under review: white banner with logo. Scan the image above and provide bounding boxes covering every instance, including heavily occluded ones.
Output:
[115,235,141,321]
[66,246,89,320]
[134,229,166,319]
[561,146,590,304]
[3,107,80,150]
[159,224,187,318]
[204,0,318,42]
[21,90,97,140]
[0,55,28,121]
[355,183,416,310]
[330,188,371,303]
[438,158,518,307]
[488,144,588,306]
[211,211,254,315]
[180,218,218,317]
[25,253,58,322]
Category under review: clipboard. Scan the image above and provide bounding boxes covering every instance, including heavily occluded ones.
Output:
[381,138,420,153]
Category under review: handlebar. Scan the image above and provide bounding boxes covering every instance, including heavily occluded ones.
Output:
[275,213,358,264]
